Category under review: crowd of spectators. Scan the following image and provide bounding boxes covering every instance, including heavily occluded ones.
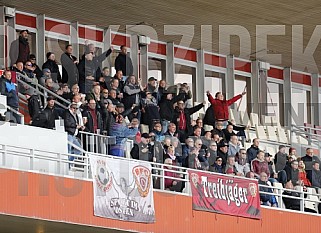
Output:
[1,29,321,213]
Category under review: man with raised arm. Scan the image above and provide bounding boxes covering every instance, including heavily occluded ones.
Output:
[206,90,246,127]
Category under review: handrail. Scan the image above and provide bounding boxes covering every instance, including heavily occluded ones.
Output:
[78,131,116,154]
[6,105,24,125]
[0,140,320,215]
[16,73,70,109]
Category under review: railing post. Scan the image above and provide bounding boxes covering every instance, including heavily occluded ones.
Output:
[84,152,89,179]
[30,149,34,170]
[160,164,165,190]
[57,153,61,175]
[300,189,304,212]
[2,145,6,167]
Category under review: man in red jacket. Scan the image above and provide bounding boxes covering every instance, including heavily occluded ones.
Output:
[206,90,246,126]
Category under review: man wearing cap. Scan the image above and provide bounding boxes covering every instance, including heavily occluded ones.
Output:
[147,77,159,100]
[9,29,30,65]
[29,54,43,79]
[217,140,229,166]
[264,153,277,179]
[42,52,62,83]
[116,103,134,118]
[130,133,155,162]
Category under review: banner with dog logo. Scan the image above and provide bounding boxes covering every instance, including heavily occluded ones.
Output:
[90,155,155,223]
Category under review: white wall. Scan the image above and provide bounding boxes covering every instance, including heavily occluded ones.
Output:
[0,122,68,154]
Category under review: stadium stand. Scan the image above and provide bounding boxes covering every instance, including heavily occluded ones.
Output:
[1,2,321,232]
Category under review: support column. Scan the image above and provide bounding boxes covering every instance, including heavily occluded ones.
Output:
[250,60,260,115]
[196,50,205,102]
[70,22,79,60]
[36,14,45,67]
[225,55,235,102]
[161,59,166,81]
[283,67,292,128]
[130,34,138,78]
[0,6,6,69]
[140,45,148,84]
[102,28,111,69]
[311,73,320,126]
[166,42,175,85]
[7,15,16,68]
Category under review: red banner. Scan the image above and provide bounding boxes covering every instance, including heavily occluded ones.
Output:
[189,171,261,219]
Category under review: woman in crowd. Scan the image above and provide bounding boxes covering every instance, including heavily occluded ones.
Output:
[298,159,312,187]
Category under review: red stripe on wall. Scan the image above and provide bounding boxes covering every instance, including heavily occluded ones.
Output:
[148,42,166,56]
[79,27,103,42]
[15,13,36,28]
[174,47,197,62]
[291,72,311,85]
[204,53,226,68]
[268,67,283,80]
[111,33,130,47]
[234,59,251,73]
[45,19,70,36]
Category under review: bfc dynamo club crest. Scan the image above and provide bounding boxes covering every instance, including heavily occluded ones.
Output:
[132,165,151,197]
[95,160,112,192]
[248,183,258,197]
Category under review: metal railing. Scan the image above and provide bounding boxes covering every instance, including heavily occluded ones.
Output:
[6,105,24,125]
[291,124,321,156]
[78,131,116,154]
[0,140,320,215]
[16,72,70,109]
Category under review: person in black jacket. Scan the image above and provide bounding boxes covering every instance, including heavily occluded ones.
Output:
[63,103,84,159]
[41,96,61,129]
[123,75,143,121]
[29,54,43,79]
[203,104,215,127]
[159,91,186,134]
[82,99,103,134]
[61,44,79,86]
[247,138,260,164]
[216,140,230,167]
[115,45,133,77]
[172,100,205,141]
[25,88,42,121]
[42,52,62,83]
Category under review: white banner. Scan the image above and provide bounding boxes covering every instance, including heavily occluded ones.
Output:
[90,155,155,223]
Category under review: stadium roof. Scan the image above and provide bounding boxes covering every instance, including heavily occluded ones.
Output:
[2,0,321,73]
